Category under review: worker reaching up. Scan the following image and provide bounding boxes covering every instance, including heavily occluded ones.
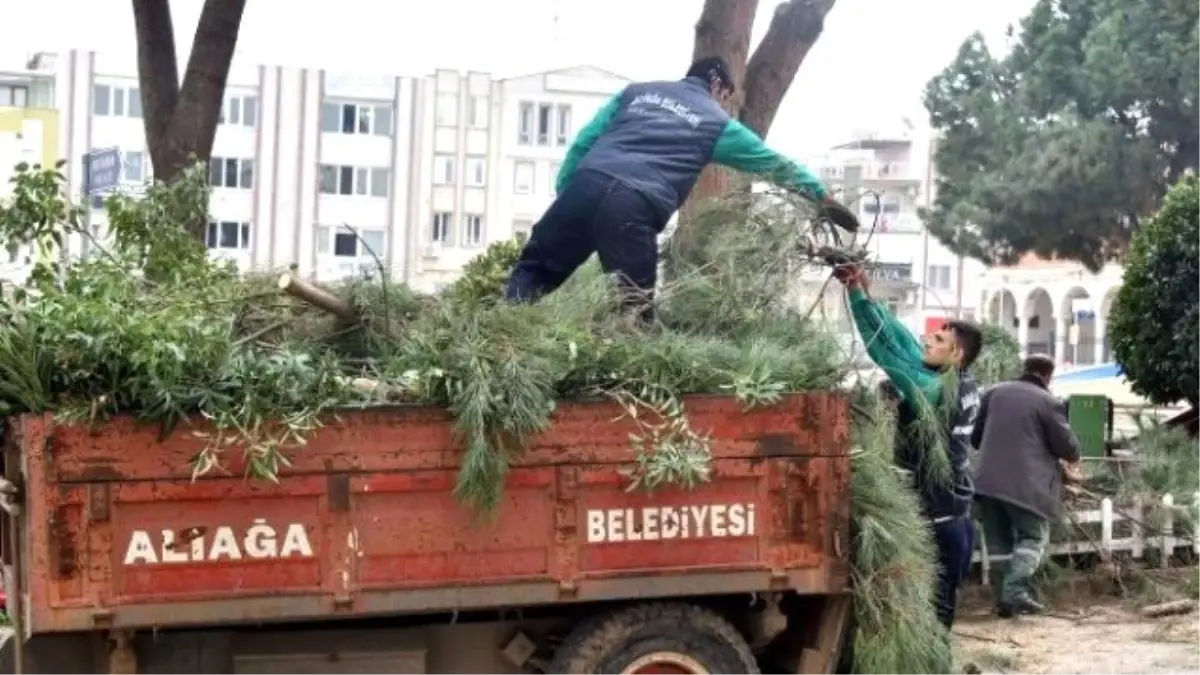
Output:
[503,56,860,320]
[834,262,983,632]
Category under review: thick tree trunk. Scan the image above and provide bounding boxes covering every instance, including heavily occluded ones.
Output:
[673,0,759,262]
[131,0,247,240]
[670,0,839,274]
[739,0,836,136]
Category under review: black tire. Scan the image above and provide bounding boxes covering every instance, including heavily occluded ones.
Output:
[548,602,760,674]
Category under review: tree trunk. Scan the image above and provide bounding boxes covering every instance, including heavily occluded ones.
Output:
[673,0,759,260]
[670,0,839,273]
[131,0,247,240]
[739,0,837,137]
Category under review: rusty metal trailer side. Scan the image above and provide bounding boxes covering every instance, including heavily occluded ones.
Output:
[2,392,852,674]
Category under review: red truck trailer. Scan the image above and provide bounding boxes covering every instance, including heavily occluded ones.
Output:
[0,392,852,674]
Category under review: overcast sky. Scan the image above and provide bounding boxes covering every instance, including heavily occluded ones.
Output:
[2,0,1035,156]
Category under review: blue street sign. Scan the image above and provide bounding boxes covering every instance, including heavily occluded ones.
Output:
[85,147,121,194]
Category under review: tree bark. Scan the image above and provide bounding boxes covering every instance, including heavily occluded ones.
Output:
[675,0,760,257]
[671,0,839,272]
[132,0,247,239]
[739,0,837,136]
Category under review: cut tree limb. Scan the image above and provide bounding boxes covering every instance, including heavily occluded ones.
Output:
[1140,599,1196,618]
[277,273,356,320]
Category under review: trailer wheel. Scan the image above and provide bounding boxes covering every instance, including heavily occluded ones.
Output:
[549,602,759,674]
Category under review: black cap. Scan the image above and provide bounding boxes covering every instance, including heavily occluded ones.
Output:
[686,56,735,93]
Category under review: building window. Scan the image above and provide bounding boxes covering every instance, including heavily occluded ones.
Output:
[468,96,488,128]
[433,155,455,185]
[209,157,254,189]
[206,221,251,250]
[319,101,393,136]
[465,156,486,187]
[436,93,458,126]
[555,105,572,146]
[513,161,535,194]
[536,103,552,145]
[463,214,484,247]
[121,151,146,182]
[926,264,952,291]
[431,212,452,244]
[92,85,111,115]
[0,85,29,107]
[316,225,385,259]
[222,96,258,127]
[319,164,389,197]
[513,219,533,245]
[92,85,141,118]
[517,102,533,145]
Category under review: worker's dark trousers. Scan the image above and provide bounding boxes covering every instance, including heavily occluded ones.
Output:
[932,514,975,629]
[504,169,663,320]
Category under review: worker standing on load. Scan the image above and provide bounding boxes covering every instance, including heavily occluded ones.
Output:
[970,355,1083,618]
[503,56,860,320]
[835,264,983,630]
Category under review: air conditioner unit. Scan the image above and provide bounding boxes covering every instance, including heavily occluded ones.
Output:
[423,242,443,258]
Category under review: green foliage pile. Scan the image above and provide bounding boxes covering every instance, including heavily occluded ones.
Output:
[0,163,958,672]
[1109,175,1199,406]
[923,0,1198,270]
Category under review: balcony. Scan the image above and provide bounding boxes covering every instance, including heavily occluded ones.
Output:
[819,161,921,183]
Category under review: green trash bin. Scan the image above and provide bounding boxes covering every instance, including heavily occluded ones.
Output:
[1066,394,1111,459]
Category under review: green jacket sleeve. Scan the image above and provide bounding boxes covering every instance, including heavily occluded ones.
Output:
[847,288,941,406]
[710,119,828,201]
[555,90,624,193]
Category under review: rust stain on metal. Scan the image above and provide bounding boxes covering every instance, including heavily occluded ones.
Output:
[167,526,207,550]
[755,433,796,456]
[87,483,110,522]
[328,474,350,512]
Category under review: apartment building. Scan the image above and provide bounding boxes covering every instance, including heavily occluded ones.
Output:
[12,50,626,291]
[796,123,986,337]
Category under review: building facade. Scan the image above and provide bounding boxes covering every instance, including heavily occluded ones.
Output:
[10,50,626,291]
[795,123,987,338]
[979,254,1122,367]
[0,65,59,283]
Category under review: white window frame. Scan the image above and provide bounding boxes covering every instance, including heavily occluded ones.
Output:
[92,84,141,118]
[431,212,452,244]
[0,84,29,107]
[536,103,552,146]
[433,155,456,185]
[513,219,533,245]
[121,150,146,182]
[319,164,389,197]
[320,101,393,136]
[209,156,254,189]
[316,225,386,259]
[517,102,533,145]
[462,214,484,247]
[555,105,572,146]
[465,156,487,187]
[436,93,458,126]
[468,96,488,129]
[513,161,535,195]
[222,95,258,127]
[206,220,251,250]
[926,264,952,291]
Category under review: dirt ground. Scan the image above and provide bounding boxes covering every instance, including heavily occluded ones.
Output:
[953,602,1199,674]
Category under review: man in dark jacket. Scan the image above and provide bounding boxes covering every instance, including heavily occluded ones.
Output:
[836,265,983,630]
[504,56,859,319]
[971,354,1083,617]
